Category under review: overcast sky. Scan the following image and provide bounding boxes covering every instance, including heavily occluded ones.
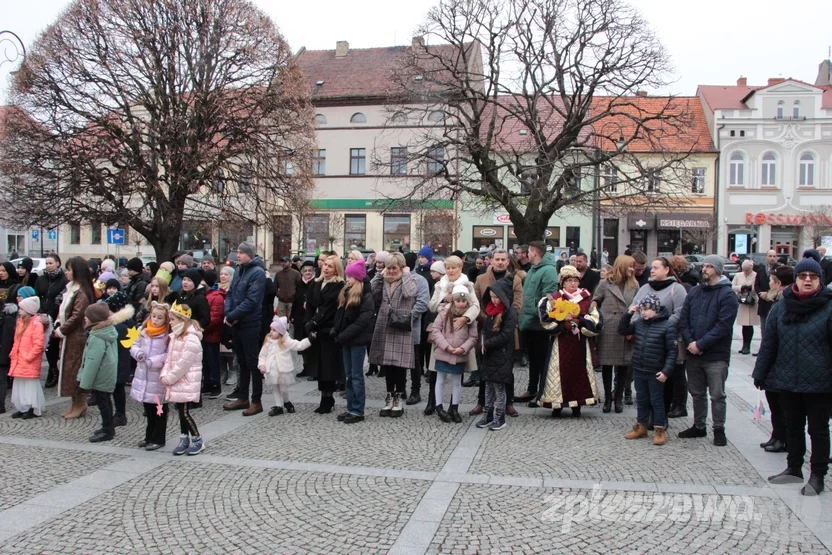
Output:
[2,0,831,102]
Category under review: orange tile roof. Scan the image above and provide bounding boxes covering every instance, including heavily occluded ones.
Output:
[699,80,832,110]
[590,96,716,153]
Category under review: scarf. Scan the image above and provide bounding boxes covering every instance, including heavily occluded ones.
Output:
[145,321,168,337]
[57,281,80,326]
[45,268,63,280]
[782,284,832,324]
[485,301,504,317]
[648,277,676,291]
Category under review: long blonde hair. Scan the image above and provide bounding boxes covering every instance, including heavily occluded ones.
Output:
[316,255,345,283]
[610,255,637,288]
[143,277,170,312]
[339,276,364,308]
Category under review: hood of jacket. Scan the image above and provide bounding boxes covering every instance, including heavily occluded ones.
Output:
[485,277,514,309]
[90,305,136,332]
[241,256,267,272]
[88,322,120,343]
[704,276,733,289]
[532,252,557,271]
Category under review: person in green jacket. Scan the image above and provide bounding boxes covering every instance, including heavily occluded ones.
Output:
[79,303,135,443]
[516,241,559,404]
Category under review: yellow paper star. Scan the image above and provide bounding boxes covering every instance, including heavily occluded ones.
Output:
[120,326,140,349]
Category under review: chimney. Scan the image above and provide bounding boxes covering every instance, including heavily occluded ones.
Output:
[767,77,785,86]
[736,76,747,87]
[412,36,424,49]
[335,41,349,58]
[635,91,648,97]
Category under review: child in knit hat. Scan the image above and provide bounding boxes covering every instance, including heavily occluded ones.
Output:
[259,316,311,416]
[8,296,46,419]
[79,302,123,442]
[618,293,678,445]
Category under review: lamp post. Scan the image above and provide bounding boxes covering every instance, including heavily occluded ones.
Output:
[0,30,26,71]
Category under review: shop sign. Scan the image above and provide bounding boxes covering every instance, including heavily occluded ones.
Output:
[626,213,655,230]
[656,213,712,230]
[473,226,505,239]
[745,212,832,226]
[480,228,497,236]
[494,213,513,225]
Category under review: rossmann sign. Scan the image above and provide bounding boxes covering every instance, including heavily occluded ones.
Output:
[745,212,832,226]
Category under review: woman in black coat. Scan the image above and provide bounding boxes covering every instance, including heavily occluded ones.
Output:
[165,269,210,331]
[35,254,68,388]
[304,255,345,413]
[0,262,20,302]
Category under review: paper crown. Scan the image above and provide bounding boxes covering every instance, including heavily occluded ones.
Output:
[170,301,192,319]
[93,279,106,291]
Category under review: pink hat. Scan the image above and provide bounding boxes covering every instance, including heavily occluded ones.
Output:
[345,259,366,281]
[270,316,288,335]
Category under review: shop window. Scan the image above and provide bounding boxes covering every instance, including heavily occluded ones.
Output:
[7,234,24,254]
[657,230,680,256]
[344,215,367,250]
[383,215,411,252]
[304,214,330,253]
[472,226,504,250]
[544,227,561,248]
[566,227,581,251]
[181,221,213,252]
[629,230,647,254]
[729,152,745,185]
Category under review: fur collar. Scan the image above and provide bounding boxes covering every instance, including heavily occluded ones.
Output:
[90,305,135,331]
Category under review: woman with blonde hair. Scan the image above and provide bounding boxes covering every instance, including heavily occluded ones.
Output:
[218,266,234,291]
[304,255,345,413]
[592,254,639,413]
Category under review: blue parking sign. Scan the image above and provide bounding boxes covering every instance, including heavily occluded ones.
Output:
[31,230,39,240]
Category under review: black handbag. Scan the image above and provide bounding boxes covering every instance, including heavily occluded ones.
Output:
[738,285,755,307]
[387,310,412,331]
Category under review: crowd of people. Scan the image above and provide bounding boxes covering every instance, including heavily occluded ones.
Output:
[0,240,828,496]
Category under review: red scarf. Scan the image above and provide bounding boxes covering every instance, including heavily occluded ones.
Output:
[485,301,504,317]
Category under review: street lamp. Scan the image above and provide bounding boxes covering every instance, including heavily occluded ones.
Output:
[0,30,26,72]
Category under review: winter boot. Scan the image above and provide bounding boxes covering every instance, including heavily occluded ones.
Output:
[476,410,494,429]
[653,426,667,445]
[187,436,205,456]
[448,404,462,423]
[435,404,451,423]
[801,474,825,496]
[390,393,404,417]
[172,434,191,456]
[379,393,394,417]
[423,394,436,416]
[624,423,648,439]
[44,366,58,388]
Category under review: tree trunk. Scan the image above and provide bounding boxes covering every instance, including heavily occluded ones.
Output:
[148,231,182,264]
[512,214,551,245]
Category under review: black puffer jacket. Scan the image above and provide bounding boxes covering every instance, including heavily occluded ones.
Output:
[35,269,68,321]
[166,287,210,331]
[618,308,678,376]
[332,284,375,346]
[124,273,150,314]
[752,287,832,394]
[480,278,517,385]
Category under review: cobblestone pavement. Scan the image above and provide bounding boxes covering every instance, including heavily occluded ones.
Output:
[0,325,828,554]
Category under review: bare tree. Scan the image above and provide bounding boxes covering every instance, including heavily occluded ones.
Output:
[384,0,701,244]
[416,208,460,256]
[0,0,315,261]
[327,213,345,252]
[803,205,832,248]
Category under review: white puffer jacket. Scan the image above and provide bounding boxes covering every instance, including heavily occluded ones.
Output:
[258,336,311,380]
[428,274,480,322]
[160,327,203,403]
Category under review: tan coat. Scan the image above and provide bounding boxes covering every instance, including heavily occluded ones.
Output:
[732,271,760,326]
[55,282,91,397]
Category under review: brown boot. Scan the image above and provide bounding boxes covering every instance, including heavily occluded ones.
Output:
[624,423,648,439]
[64,393,88,419]
[469,404,483,416]
[223,399,250,411]
[506,404,519,417]
[242,402,263,416]
[653,426,667,446]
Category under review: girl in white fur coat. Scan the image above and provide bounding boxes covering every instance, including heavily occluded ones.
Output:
[259,316,311,416]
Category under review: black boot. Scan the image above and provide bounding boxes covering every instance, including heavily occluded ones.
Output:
[406,391,421,405]
[448,404,462,423]
[764,440,786,453]
[463,371,480,388]
[739,326,753,355]
[760,433,776,449]
[377,366,386,378]
[603,397,612,413]
[44,367,58,388]
[801,474,825,496]
[613,367,625,412]
[436,404,451,423]
[601,366,612,414]
[423,394,436,416]
[614,386,624,414]
[768,468,804,484]
[624,388,633,406]
[365,364,377,377]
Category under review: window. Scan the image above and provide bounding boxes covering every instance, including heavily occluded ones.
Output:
[426,147,444,174]
[565,168,582,196]
[603,165,618,192]
[566,227,581,250]
[180,222,212,252]
[313,149,326,176]
[739,130,745,137]
[761,153,776,186]
[344,215,367,249]
[427,110,444,122]
[90,221,102,245]
[729,152,745,185]
[212,168,225,193]
[350,148,366,175]
[303,214,329,252]
[729,130,735,137]
[314,113,327,125]
[799,153,815,186]
[392,112,407,124]
[776,101,784,119]
[282,161,295,175]
[70,222,81,245]
[692,168,706,194]
[391,147,408,175]
[350,112,367,124]
[646,170,661,193]
[383,215,411,251]
[793,101,800,119]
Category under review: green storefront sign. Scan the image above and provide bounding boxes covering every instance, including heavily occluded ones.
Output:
[309,198,454,210]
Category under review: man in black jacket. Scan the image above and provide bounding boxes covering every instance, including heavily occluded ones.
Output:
[753,250,778,356]
[35,254,68,388]
[574,253,600,295]
[818,246,832,286]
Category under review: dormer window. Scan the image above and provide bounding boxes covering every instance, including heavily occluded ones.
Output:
[427,110,444,123]
[776,101,784,119]
[392,112,407,124]
[793,100,800,119]
[350,113,367,124]
[315,113,327,125]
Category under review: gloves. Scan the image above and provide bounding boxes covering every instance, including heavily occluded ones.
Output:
[305,320,317,334]
[753,379,763,390]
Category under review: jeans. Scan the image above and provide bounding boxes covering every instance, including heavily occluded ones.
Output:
[203,342,220,388]
[633,370,667,428]
[686,358,728,429]
[342,345,367,416]
[233,323,263,403]
[781,391,831,476]
[143,402,169,445]
[523,329,550,395]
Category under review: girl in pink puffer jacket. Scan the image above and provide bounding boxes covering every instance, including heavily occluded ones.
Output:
[160,300,204,456]
[130,302,170,451]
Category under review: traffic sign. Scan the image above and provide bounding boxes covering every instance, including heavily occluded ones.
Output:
[31,230,39,240]
[47,230,57,241]
[107,229,125,245]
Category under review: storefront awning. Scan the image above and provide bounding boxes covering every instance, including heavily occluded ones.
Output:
[655,213,713,230]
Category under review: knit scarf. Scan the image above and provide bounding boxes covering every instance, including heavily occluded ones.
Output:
[144,321,168,337]
[782,284,832,324]
[485,301,504,317]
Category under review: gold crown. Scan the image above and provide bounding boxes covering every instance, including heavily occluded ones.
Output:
[170,301,192,319]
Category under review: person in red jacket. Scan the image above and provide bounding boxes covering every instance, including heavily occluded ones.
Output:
[202,270,225,399]
[9,296,46,418]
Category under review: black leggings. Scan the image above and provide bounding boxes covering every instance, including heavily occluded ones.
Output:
[176,402,200,437]
[383,366,408,393]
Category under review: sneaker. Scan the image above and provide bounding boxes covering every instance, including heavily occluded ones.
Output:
[337,411,350,422]
[187,436,204,456]
[172,434,190,456]
[343,414,365,424]
[145,443,164,451]
[713,427,727,447]
[489,418,506,431]
[113,413,127,427]
[678,426,707,439]
[225,388,241,402]
[476,413,493,429]
[205,387,222,400]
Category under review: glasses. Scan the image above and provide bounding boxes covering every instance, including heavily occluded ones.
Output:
[797,273,820,282]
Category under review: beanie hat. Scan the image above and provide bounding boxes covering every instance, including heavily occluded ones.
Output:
[345,259,366,281]
[18,296,40,316]
[17,286,36,299]
[127,257,144,273]
[558,265,580,284]
[703,255,724,276]
[418,246,434,261]
[430,261,446,275]
[300,260,315,269]
[177,254,194,268]
[202,254,215,265]
[375,251,390,265]
[772,265,795,287]
[183,269,203,288]
[17,257,33,273]
[237,242,255,259]
[638,293,663,312]
[156,262,174,285]
[795,250,823,277]
[270,316,288,335]
[87,259,100,274]
[85,303,111,325]
[100,259,116,273]
[452,250,465,259]
[98,271,117,284]
[452,284,470,300]
[203,270,218,288]
[105,279,122,291]
[104,291,129,313]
